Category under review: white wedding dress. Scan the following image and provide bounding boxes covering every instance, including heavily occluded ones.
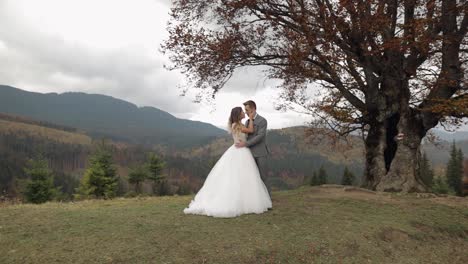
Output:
[183,127,272,218]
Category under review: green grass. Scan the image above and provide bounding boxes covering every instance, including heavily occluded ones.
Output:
[1,186,467,264]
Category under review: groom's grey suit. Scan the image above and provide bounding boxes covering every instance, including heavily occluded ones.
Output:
[245,113,271,196]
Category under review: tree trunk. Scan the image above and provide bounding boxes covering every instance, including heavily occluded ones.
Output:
[375,111,427,192]
[363,122,387,190]
[362,48,430,193]
[363,114,428,192]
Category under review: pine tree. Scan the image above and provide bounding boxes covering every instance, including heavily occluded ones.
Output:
[418,152,434,188]
[432,175,453,195]
[463,159,468,197]
[23,158,56,204]
[176,182,191,195]
[318,165,328,185]
[303,175,311,186]
[341,166,355,186]
[446,141,463,196]
[146,153,167,195]
[310,171,319,186]
[75,143,118,199]
[157,180,171,196]
[455,148,465,196]
[128,166,148,193]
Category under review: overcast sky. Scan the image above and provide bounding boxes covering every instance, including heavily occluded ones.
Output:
[0,0,466,131]
[0,0,312,130]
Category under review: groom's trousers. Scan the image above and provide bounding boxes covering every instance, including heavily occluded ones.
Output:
[254,156,271,196]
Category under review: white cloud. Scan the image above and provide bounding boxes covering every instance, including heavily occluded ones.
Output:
[0,0,314,128]
[0,0,199,114]
[1,0,463,131]
[186,86,311,129]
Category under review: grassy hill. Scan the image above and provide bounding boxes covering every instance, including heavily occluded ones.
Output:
[0,119,92,146]
[1,186,467,264]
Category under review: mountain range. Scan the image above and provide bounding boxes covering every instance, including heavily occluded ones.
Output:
[0,85,226,148]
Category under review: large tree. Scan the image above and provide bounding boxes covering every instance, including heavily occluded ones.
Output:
[163,0,467,192]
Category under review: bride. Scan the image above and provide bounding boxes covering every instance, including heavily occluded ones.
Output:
[183,106,272,218]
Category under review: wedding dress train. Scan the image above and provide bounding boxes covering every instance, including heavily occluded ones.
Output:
[183,128,272,218]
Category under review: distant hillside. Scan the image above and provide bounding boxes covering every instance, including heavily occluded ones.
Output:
[173,126,366,188]
[183,126,364,164]
[0,85,226,148]
[419,128,467,167]
[422,140,468,166]
[0,115,366,198]
[0,119,92,146]
[431,128,468,142]
[0,112,80,133]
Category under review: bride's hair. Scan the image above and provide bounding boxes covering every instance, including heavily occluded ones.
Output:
[228,107,243,134]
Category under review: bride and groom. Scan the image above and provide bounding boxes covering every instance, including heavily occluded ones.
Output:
[183,100,272,218]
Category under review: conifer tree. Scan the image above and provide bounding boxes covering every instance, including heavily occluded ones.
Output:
[318,165,328,185]
[446,141,463,196]
[23,158,56,204]
[146,153,167,195]
[75,142,118,199]
[310,171,319,186]
[128,166,148,194]
[341,166,355,186]
[418,152,434,188]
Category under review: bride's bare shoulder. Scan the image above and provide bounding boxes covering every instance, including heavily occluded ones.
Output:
[232,122,246,129]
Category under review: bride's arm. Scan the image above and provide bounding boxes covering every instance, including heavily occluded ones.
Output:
[240,116,254,134]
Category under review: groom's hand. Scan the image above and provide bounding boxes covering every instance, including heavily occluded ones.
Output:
[235,141,246,148]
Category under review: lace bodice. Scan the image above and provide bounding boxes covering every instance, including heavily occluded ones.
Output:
[231,123,247,144]
[232,130,247,144]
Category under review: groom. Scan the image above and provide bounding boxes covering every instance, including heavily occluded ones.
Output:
[235,100,271,198]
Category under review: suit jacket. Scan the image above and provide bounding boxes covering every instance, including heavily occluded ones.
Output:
[245,113,270,157]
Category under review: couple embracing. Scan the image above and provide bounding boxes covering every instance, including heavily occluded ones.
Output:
[183,100,272,218]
